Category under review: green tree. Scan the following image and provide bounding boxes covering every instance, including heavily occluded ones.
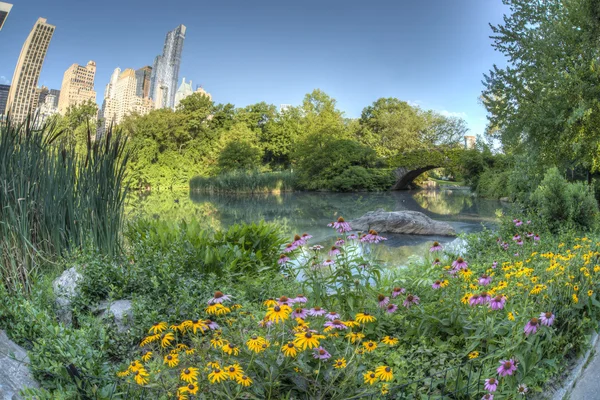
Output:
[218,141,263,172]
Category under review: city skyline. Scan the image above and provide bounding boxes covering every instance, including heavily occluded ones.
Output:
[0,1,509,136]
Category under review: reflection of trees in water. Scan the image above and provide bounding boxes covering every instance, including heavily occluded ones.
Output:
[413,190,473,215]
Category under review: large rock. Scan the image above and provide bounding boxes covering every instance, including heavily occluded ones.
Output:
[351,210,456,236]
[52,267,82,325]
[96,300,133,333]
[0,330,39,399]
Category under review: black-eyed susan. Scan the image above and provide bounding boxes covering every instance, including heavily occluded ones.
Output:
[185,348,195,355]
[281,342,299,357]
[191,319,208,334]
[589,290,594,297]
[468,351,479,359]
[208,368,227,384]
[294,331,325,350]
[263,298,278,307]
[128,360,143,372]
[231,303,243,310]
[141,351,152,362]
[265,305,292,324]
[344,318,359,328]
[246,335,266,353]
[222,343,240,356]
[210,337,225,349]
[381,336,399,346]
[225,363,244,380]
[133,368,150,385]
[161,332,175,348]
[363,340,378,352]
[375,366,393,381]
[207,361,220,370]
[236,375,253,387]
[259,341,270,352]
[148,322,167,334]
[381,384,389,395]
[206,303,231,316]
[164,353,179,368]
[363,370,378,385]
[345,332,365,343]
[140,333,160,347]
[180,383,199,395]
[333,358,347,369]
[180,367,199,383]
[355,312,376,324]
[116,370,130,377]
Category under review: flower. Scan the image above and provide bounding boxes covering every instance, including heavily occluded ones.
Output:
[573,294,579,303]
[508,312,516,321]
[479,292,491,304]
[375,366,393,382]
[432,280,442,289]
[517,384,528,395]
[381,336,399,346]
[309,245,324,251]
[313,346,331,360]
[324,319,347,330]
[524,317,539,336]
[540,312,555,326]
[116,370,130,378]
[278,254,290,265]
[236,375,253,386]
[208,291,232,304]
[361,229,387,243]
[190,319,208,334]
[363,341,378,352]
[452,257,468,270]
[301,233,312,241]
[210,337,225,348]
[403,294,420,308]
[492,261,498,269]
[363,371,378,385]
[481,394,494,400]
[381,384,389,395]
[333,358,347,369]
[205,319,220,330]
[514,219,523,226]
[293,294,308,303]
[430,241,443,252]
[386,303,398,313]
[377,294,390,307]
[335,238,345,246]
[294,331,326,350]
[323,312,339,321]
[246,335,266,353]
[128,360,143,373]
[281,342,299,357]
[265,305,292,324]
[392,287,406,298]
[164,354,179,368]
[432,258,441,265]
[355,312,376,324]
[292,234,305,247]
[222,343,240,356]
[206,303,231,316]
[330,217,352,233]
[329,246,341,256]
[323,259,336,266]
[497,359,517,376]
[180,367,199,384]
[148,322,167,334]
[292,308,308,319]
[133,368,149,385]
[263,298,278,307]
[489,295,506,310]
[161,332,175,348]
[308,306,327,317]
[484,378,498,392]
[208,368,227,384]
[141,351,152,362]
[589,290,594,297]
[346,332,365,343]
[226,364,244,380]
[468,351,479,359]
[478,274,492,286]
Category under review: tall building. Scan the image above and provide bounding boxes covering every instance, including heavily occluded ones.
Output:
[174,78,193,108]
[135,66,152,99]
[57,61,97,115]
[49,88,60,107]
[37,93,58,124]
[464,135,476,150]
[0,2,12,31]
[0,84,10,116]
[149,25,186,109]
[6,17,55,123]
[31,86,49,113]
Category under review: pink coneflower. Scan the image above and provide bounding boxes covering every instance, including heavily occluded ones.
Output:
[386,303,398,313]
[277,296,293,306]
[496,237,502,243]
[205,319,220,330]
[301,233,313,241]
[432,258,441,266]
[497,359,517,377]
[258,318,273,328]
[501,242,509,250]
[469,294,481,306]
[489,295,506,310]
[208,291,232,304]
[492,261,498,269]
[291,234,305,247]
[479,292,491,304]
[526,232,534,238]
[512,234,521,241]
[323,259,335,266]
[481,394,494,400]
[524,318,539,336]
[335,238,345,246]
[308,307,327,317]
[430,241,443,252]
[377,294,390,308]
[324,319,347,330]
[403,294,420,308]
[517,384,528,395]
[534,234,540,242]
[292,308,308,319]
[478,274,492,286]
[361,229,387,244]
[331,217,352,233]
[309,245,324,251]
[484,378,498,392]
[329,246,341,257]
[278,254,290,265]
[452,257,468,269]
[325,312,340,321]
[515,220,523,227]
[526,220,531,224]
[516,239,523,246]
[514,253,519,257]
[313,346,331,360]
[347,234,358,240]
[392,287,406,298]
[283,243,297,253]
[539,312,555,326]
[293,294,308,304]
[432,280,442,289]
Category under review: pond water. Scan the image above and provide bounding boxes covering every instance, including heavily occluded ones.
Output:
[126,189,504,267]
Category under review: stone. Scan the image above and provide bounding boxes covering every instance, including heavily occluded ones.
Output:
[351,210,456,236]
[52,267,82,325]
[0,330,39,399]
[499,197,511,202]
[97,300,133,333]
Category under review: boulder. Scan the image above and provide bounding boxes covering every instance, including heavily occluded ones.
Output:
[96,300,133,333]
[52,267,82,325]
[0,330,39,399]
[351,210,456,236]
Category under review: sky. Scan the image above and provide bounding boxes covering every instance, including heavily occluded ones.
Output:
[0,0,509,137]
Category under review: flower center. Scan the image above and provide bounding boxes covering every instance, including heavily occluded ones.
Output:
[494,295,502,301]
[489,378,496,384]
[242,375,248,380]
[333,319,343,325]
[229,344,234,348]
[287,343,294,348]
[274,306,281,312]
[368,342,373,347]
[153,322,159,326]
[337,217,345,223]
[215,369,221,373]
[545,312,552,318]
[294,234,301,241]
[433,241,439,246]
[504,361,512,369]
[385,367,391,372]
[279,296,288,302]
[229,367,235,372]
[188,384,195,390]
[251,335,257,340]
[314,307,321,311]
[457,257,464,263]
[434,258,440,262]
[167,355,172,360]
[407,295,414,301]
[370,373,375,378]
[481,292,488,297]
[394,287,401,292]
[295,308,302,313]
[435,280,441,285]
[531,318,539,325]
[319,349,325,355]
[305,333,312,338]
[378,294,386,301]
[337,361,342,365]
[331,246,337,251]
[214,291,223,298]
[184,369,190,374]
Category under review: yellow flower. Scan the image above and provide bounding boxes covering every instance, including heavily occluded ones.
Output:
[469,283,478,291]
[208,368,227,384]
[141,351,152,362]
[333,358,347,369]
[294,331,326,350]
[180,367,199,384]
[468,351,479,359]
[191,319,208,334]
[460,293,472,305]
[573,294,579,304]
[440,280,449,288]
[128,360,143,373]
[236,375,253,387]
[207,361,220,370]
[185,348,195,355]
[246,335,266,353]
[265,305,292,324]
[164,353,179,368]
[225,363,244,380]
[161,332,175,348]
[363,370,378,385]
[281,342,299,357]
[344,319,359,328]
[116,370,130,377]
[381,336,399,346]
[574,285,579,291]
[530,284,547,295]
[355,312,376,324]
[133,368,149,385]
[363,341,378,352]
[140,333,160,347]
[589,290,594,297]
[148,322,167,334]
[231,304,243,310]
[346,332,365,343]
[263,298,278,307]
[375,365,394,382]
[222,343,240,356]
[508,312,515,321]
[206,303,231,316]
[180,383,199,395]
[381,384,389,395]
[210,337,225,349]
[460,268,473,280]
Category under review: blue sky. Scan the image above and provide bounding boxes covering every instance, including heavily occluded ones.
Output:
[0,0,508,136]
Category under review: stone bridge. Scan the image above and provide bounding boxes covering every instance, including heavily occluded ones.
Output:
[389,147,465,190]
[392,166,439,190]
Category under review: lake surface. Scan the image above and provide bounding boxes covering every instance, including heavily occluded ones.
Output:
[127,189,504,267]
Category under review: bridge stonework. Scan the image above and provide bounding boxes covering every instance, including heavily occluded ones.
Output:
[392,165,439,190]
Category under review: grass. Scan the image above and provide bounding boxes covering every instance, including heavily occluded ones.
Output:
[189,170,297,194]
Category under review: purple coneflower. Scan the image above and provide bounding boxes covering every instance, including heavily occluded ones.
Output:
[512,234,521,241]
[301,233,313,241]
[308,307,327,317]
[516,239,523,246]
[524,317,539,336]
[496,237,502,243]
[469,294,481,306]
[309,245,324,251]
[386,303,398,313]
[492,261,498,269]
[430,241,443,252]
[501,242,509,250]
[489,295,506,310]
[277,296,292,306]
[432,258,441,266]
[329,246,341,257]
[484,378,498,392]
[497,359,517,377]
[432,280,442,289]
[478,274,492,286]
[258,318,273,328]
[526,232,534,238]
[515,220,523,227]
[517,384,528,396]
[278,254,290,265]
[292,308,308,319]
[539,311,555,326]
[291,234,305,247]
[403,294,420,308]
[283,243,297,253]
[313,346,331,360]
[331,217,352,233]
[452,257,468,270]
[335,238,345,246]
[323,259,335,266]
[205,319,220,330]
[208,291,232,304]
[361,229,387,244]
[293,294,308,304]
[392,287,406,298]
[534,234,540,242]
[347,234,358,240]
[481,394,494,400]
[325,311,340,321]
[324,319,347,330]
[479,292,491,304]
[377,294,390,308]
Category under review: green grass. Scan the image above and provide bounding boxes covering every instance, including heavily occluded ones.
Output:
[189,170,297,194]
[429,177,466,186]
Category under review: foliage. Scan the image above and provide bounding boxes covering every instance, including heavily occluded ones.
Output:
[218,141,263,172]
[189,170,297,194]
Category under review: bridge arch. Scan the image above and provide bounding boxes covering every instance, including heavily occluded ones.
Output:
[392,165,439,190]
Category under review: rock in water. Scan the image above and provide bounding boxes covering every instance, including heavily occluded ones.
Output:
[351,210,456,236]
[0,330,39,399]
[52,267,82,325]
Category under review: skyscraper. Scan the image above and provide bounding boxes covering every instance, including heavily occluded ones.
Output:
[149,25,186,109]
[0,84,10,116]
[174,77,193,109]
[49,89,60,107]
[57,61,97,115]
[135,66,152,99]
[0,2,12,31]
[6,17,55,123]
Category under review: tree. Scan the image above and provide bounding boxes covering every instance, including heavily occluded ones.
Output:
[420,111,468,147]
[218,141,263,172]
[300,89,347,139]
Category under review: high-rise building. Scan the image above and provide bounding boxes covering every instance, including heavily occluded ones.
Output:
[31,86,49,113]
[194,85,212,101]
[57,61,97,115]
[174,77,193,109]
[0,2,12,31]
[0,84,10,116]
[37,93,58,124]
[464,135,476,150]
[149,25,186,110]
[135,66,152,99]
[49,89,60,107]
[6,17,55,123]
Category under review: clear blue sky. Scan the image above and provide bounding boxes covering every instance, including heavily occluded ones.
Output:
[0,0,508,136]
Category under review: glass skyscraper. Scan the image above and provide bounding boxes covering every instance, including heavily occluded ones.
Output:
[149,25,186,109]
[0,84,10,116]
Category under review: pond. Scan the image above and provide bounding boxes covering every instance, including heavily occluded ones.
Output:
[126,189,504,267]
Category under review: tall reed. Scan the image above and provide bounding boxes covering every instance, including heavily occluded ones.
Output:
[189,170,297,194]
[0,115,129,294]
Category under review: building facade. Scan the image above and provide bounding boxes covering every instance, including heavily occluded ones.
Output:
[6,17,55,123]
[57,61,97,115]
[135,66,152,99]
[174,78,193,108]
[37,93,58,124]
[0,84,10,117]
[0,2,12,31]
[195,85,212,101]
[149,25,186,109]
[464,135,476,150]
